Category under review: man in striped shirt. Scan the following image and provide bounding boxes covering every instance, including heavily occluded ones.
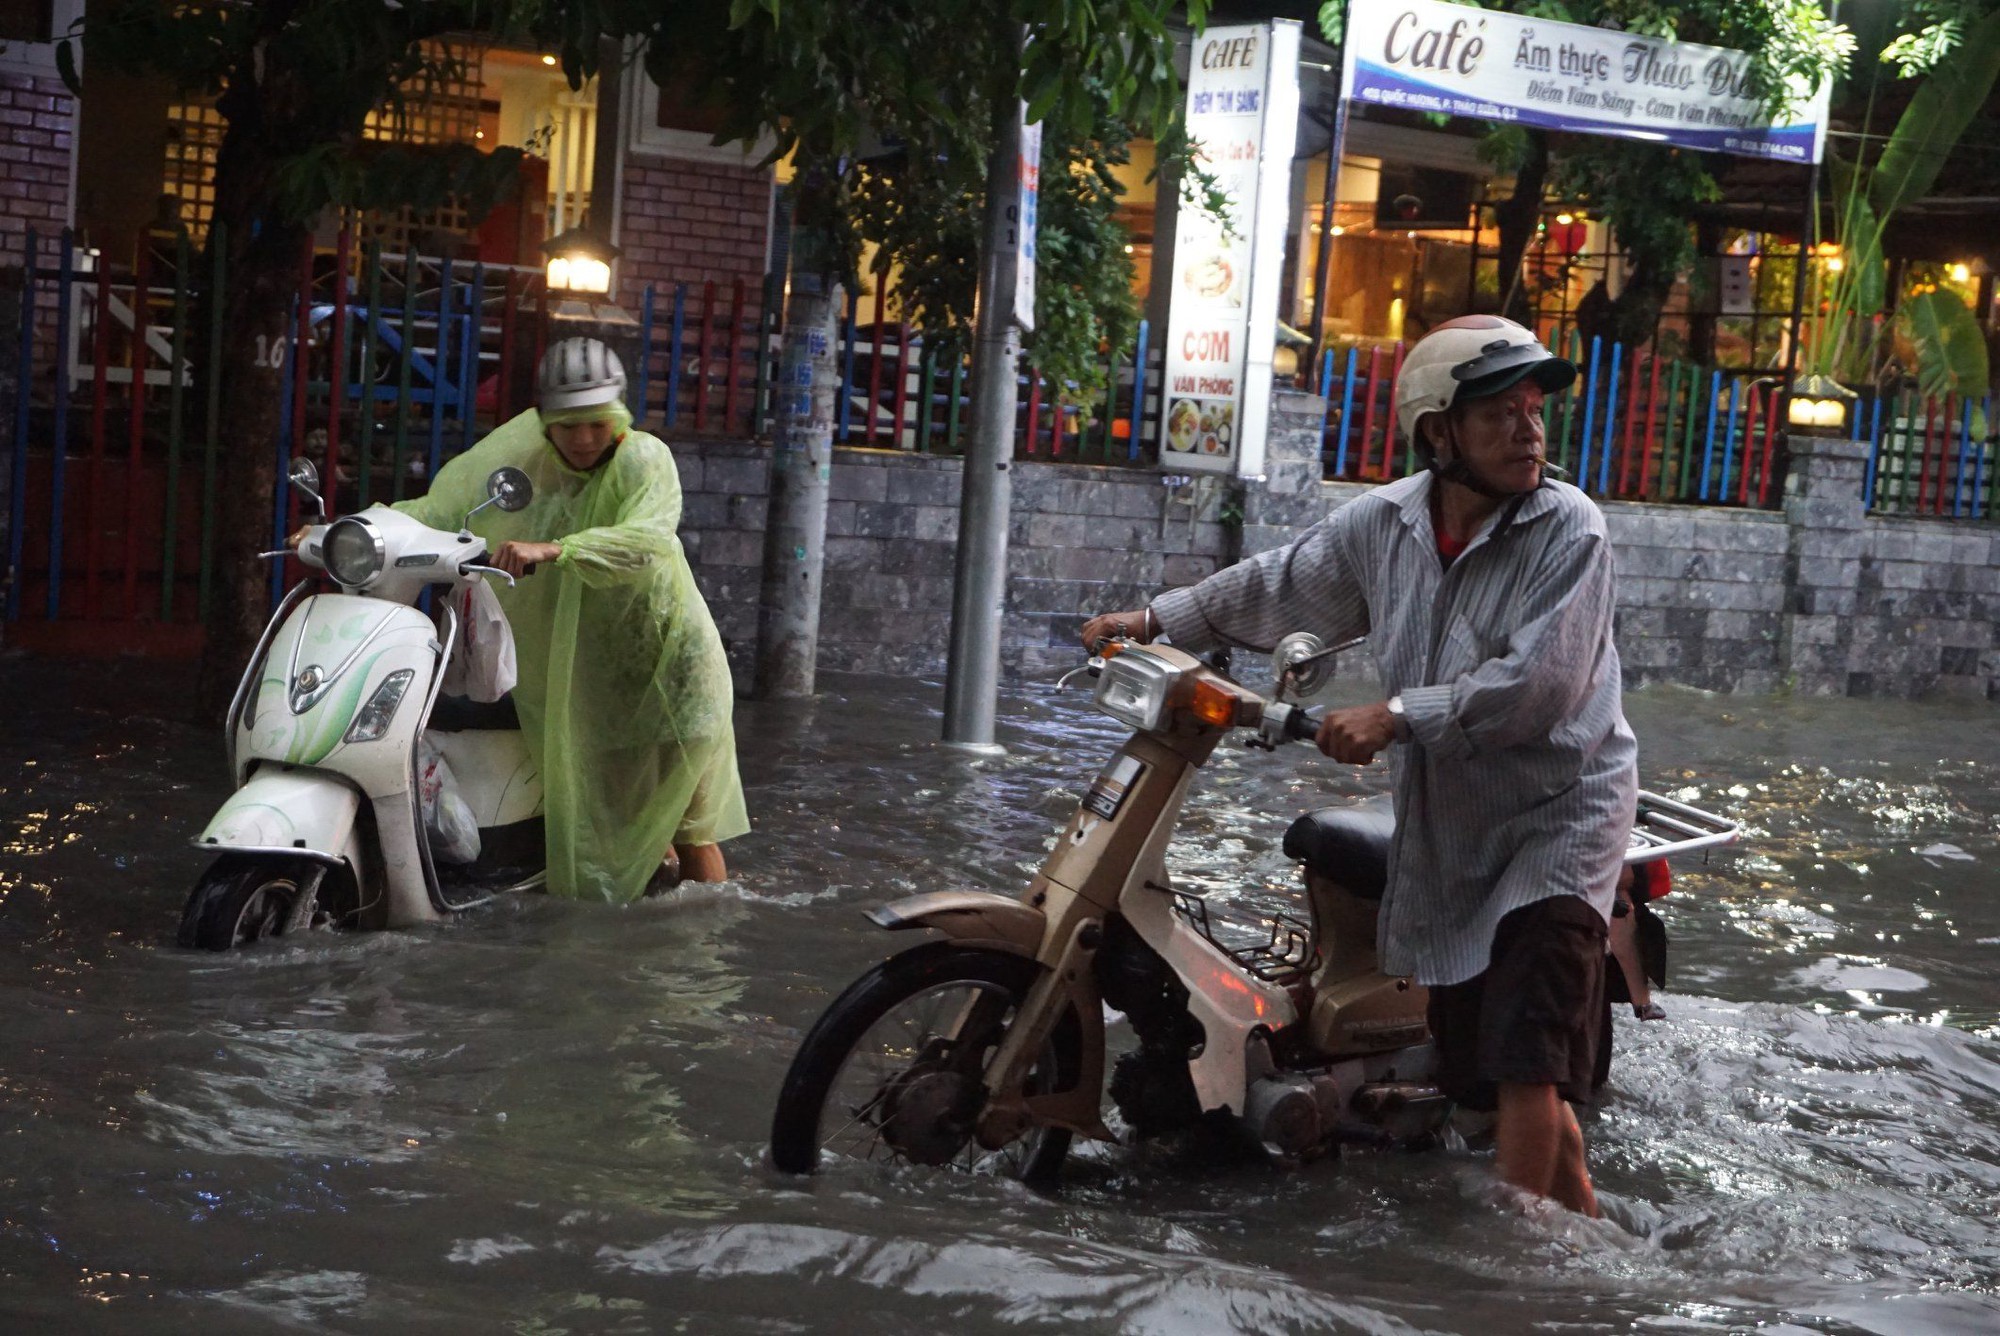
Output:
[1084,316,1637,1216]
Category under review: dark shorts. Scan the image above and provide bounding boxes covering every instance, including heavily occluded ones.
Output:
[1427,895,1608,1112]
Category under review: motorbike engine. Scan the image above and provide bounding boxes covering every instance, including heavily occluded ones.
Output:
[1097,915,1203,1137]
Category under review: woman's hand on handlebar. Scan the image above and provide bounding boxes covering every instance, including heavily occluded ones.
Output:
[1315,701,1395,764]
[1078,608,1158,654]
[493,539,561,578]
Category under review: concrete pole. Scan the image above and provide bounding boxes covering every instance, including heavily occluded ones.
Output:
[941,100,1027,752]
[752,208,844,699]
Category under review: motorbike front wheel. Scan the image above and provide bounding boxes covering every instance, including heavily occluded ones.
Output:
[770,943,1081,1185]
[177,856,324,951]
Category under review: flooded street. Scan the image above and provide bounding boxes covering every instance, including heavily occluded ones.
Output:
[2,653,1997,1334]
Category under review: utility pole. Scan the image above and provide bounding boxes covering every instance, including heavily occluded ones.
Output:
[753,190,844,698]
[942,89,1032,752]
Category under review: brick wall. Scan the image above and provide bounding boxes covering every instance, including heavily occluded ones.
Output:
[658,401,1995,702]
[0,71,74,242]
[615,154,771,304]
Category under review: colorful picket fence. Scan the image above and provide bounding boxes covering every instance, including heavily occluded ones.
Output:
[1313,334,1793,509]
[1852,390,1996,519]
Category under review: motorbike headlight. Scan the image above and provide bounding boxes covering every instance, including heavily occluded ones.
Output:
[323,516,385,587]
[344,668,415,743]
[1094,650,1179,732]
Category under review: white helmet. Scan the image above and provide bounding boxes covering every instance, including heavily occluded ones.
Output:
[1395,315,1575,442]
[537,337,627,416]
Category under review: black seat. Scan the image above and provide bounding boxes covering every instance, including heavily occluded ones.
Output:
[428,693,520,731]
[1283,797,1395,901]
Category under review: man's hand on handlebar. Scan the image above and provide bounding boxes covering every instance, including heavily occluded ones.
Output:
[492,540,561,578]
[1316,701,1396,764]
[1078,608,1158,654]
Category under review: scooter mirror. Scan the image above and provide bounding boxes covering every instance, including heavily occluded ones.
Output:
[1271,630,1336,703]
[288,457,326,516]
[487,467,533,513]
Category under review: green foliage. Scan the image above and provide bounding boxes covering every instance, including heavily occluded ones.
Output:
[1868,7,2000,220]
[1896,288,1989,404]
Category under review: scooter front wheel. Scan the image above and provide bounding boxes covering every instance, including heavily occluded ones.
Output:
[770,943,1080,1185]
[177,856,324,951]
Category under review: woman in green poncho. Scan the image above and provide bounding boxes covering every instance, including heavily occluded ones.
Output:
[391,336,748,901]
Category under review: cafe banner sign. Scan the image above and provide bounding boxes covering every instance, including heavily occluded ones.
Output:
[1162,19,1302,478]
[1343,0,1831,164]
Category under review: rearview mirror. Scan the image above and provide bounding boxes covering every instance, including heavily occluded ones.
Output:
[487,467,532,513]
[1271,630,1357,705]
[288,457,325,516]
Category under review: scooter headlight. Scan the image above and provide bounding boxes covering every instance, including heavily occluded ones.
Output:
[344,668,415,743]
[323,516,385,587]
[1094,649,1179,732]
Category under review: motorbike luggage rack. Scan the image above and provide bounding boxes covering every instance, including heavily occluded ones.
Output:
[1171,890,1318,985]
[1627,788,1742,864]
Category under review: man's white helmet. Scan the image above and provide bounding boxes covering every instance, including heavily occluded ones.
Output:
[1395,315,1575,440]
[537,337,627,416]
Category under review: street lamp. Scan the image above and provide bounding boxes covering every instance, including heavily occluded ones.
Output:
[541,225,618,302]
[1785,372,1857,436]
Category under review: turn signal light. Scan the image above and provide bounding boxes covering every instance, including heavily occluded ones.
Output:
[1188,678,1239,728]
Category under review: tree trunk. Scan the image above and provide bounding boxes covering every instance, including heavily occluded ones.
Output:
[193,117,311,716]
[1492,130,1549,325]
[752,183,844,699]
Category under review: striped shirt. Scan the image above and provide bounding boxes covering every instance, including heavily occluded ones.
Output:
[1150,472,1637,986]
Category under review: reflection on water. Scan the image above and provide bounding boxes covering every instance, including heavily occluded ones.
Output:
[0,657,1996,1333]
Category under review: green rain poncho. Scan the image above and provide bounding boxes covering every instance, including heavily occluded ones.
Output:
[392,408,748,902]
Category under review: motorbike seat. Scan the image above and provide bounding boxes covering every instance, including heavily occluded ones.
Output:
[429,694,520,731]
[1283,797,1394,901]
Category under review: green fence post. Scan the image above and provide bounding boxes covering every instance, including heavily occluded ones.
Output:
[160,233,189,620]
[357,239,381,506]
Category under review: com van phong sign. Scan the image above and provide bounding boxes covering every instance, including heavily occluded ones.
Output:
[1343,0,1830,163]
[1161,19,1301,479]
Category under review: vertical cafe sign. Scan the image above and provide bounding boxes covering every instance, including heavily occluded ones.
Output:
[1163,20,1302,478]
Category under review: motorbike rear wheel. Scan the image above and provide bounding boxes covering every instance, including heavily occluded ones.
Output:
[177,856,326,951]
[770,943,1081,1185]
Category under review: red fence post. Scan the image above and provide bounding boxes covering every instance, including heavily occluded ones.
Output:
[1024,369,1042,456]
[1379,342,1407,478]
[892,316,912,450]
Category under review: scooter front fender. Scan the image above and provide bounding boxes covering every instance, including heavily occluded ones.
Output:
[195,763,362,867]
[866,891,1046,957]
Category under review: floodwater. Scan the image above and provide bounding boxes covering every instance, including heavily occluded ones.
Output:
[1,652,1997,1335]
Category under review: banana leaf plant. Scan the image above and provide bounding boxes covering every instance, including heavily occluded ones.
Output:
[1806,8,2000,408]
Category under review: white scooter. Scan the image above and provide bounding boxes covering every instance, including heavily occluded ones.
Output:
[180,458,546,950]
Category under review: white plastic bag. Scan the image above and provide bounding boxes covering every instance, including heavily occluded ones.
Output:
[417,734,482,864]
[440,580,518,703]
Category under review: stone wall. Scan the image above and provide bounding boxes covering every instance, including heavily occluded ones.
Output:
[661,397,1994,701]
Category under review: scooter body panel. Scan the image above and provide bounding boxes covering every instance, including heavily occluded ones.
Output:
[195,763,362,866]
[236,593,440,799]
[431,729,540,827]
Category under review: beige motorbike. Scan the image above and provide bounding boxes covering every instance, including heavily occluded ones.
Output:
[769,636,1737,1183]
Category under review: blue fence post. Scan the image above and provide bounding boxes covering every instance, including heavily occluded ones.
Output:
[666,283,685,429]
[1576,335,1602,493]
[633,283,655,428]
[459,262,481,454]
[4,228,34,622]
[46,230,73,620]
[1699,370,1722,502]
[1597,341,1622,495]
[1718,379,1743,502]
[1334,347,1359,477]
[1862,391,1884,510]
[1128,319,1150,458]
[428,256,453,480]
[1952,397,1976,517]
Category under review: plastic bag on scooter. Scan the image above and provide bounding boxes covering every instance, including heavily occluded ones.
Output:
[440,580,518,703]
[417,735,482,864]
